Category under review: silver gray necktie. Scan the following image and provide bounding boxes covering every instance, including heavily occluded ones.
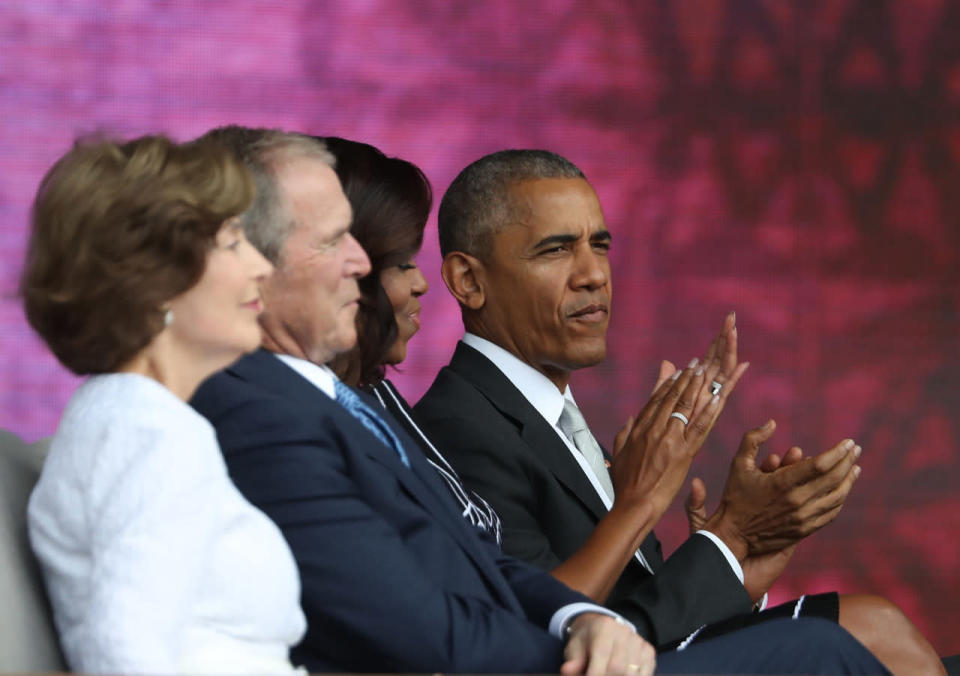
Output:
[559,398,654,573]
[558,399,615,501]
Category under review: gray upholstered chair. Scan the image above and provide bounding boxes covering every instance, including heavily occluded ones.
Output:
[0,429,65,671]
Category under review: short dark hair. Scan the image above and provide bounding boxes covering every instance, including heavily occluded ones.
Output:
[437,149,584,259]
[200,126,335,264]
[321,137,432,386]
[21,135,253,375]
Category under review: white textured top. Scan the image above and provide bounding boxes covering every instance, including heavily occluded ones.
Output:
[28,373,306,674]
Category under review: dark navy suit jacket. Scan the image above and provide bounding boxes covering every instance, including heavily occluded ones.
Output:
[414,342,754,647]
[191,349,889,675]
[190,349,586,673]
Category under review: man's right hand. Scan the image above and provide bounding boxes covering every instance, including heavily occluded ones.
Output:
[703,420,862,562]
[560,613,656,676]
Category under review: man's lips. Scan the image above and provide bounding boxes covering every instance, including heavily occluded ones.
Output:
[568,304,608,321]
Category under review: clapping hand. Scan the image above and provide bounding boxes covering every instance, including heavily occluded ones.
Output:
[699,421,861,587]
[685,436,806,601]
[609,313,749,517]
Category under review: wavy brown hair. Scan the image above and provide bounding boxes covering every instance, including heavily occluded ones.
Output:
[322,137,432,386]
[21,134,253,375]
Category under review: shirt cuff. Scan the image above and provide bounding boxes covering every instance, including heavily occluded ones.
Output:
[548,602,635,639]
[755,593,768,611]
[695,529,744,584]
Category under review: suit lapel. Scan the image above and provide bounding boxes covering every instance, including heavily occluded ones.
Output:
[230,351,457,510]
[229,350,525,611]
[372,420,526,613]
[447,343,610,523]
[448,343,664,573]
[229,349,332,412]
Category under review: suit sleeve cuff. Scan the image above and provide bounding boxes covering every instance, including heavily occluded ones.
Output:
[548,602,635,639]
[695,529,744,584]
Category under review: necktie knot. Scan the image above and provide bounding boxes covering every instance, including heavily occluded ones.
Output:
[559,399,589,437]
[335,380,410,468]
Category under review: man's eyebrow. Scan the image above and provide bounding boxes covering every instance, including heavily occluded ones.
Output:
[531,229,612,250]
[319,223,351,245]
[532,233,579,249]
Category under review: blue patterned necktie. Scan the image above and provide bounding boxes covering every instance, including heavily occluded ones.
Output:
[334,380,410,468]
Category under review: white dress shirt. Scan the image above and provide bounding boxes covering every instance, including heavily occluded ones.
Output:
[273,352,629,636]
[28,373,306,674]
[461,333,748,588]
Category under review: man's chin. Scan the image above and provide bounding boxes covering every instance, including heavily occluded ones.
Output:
[571,353,607,370]
[545,347,607,374]
[568,340,608,370]
[333,330,359,354]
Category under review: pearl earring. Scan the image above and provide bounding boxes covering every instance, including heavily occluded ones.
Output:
[164,309,174,327]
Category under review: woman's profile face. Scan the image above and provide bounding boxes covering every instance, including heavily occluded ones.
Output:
[166,219,273,364]
[380,256,429,365]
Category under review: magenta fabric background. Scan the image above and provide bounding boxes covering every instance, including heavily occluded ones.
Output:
[3,0,957,654]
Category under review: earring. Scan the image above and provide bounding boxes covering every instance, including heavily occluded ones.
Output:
[164,308,174,327]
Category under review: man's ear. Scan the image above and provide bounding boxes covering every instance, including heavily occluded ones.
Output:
[441,252,485,310]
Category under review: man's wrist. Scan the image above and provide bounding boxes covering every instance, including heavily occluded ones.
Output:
[703,506,749,562]
[695,529,745,584]
[551,604,635,640]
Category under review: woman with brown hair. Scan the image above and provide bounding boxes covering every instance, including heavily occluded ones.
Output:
[22,135,306,674]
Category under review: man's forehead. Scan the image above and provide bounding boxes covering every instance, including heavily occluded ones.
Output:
[279,156,340,197]
[503,177,605,232]
[278,161,351,252]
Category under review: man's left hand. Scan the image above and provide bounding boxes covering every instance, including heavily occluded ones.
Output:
[686,446,805,601]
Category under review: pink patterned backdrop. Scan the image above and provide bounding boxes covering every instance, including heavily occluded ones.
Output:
[2,0,957,654]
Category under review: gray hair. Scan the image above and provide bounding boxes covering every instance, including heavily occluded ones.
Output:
[437,149,585,260]
[200,126,335,264]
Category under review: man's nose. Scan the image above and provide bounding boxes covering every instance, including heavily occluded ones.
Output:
[571,246,608,289]
[345,233,371,278]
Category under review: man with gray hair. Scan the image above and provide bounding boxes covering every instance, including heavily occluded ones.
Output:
[191,128,667,673]
[415,149,945,674]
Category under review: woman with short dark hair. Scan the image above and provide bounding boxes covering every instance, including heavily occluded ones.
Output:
[23,135,305,674]
[324,137,502,542]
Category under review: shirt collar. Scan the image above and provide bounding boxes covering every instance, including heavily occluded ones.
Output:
[273,353,337,399]
[461,332,575,427]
